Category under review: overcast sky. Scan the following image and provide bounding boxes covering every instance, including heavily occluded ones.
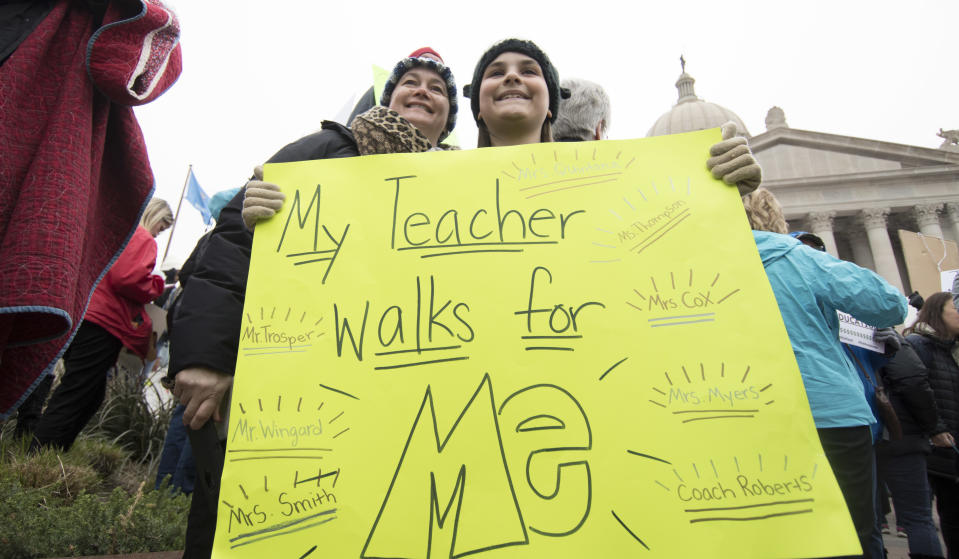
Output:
[134,0,958,266]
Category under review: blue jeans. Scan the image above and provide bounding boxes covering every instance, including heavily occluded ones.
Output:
[155,403,195,494]
[878,451,944,556]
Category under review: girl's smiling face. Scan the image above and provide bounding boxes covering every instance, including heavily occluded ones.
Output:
[477,52,549,133]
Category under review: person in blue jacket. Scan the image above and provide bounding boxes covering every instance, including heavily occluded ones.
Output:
[743,189,907,559]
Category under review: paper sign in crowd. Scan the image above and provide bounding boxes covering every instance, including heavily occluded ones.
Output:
[943,269,959,293]
[212,130,860,558]
[837,311,883,353]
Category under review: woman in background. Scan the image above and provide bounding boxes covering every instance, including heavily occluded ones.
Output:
[876,330,951,559]
[907,291,959,557]
[744,188,907,558]
[32,199,170,451]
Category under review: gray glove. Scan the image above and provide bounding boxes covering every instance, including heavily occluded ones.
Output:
[241,165,286,231]
[707,122,762,196]
[873,327,903,355]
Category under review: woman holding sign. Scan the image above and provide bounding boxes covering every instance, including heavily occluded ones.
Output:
[170,48,459,428]
[168,49,460,559]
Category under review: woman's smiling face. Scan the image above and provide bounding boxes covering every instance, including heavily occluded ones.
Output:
[477,52,549,132]
[387,66,449,145]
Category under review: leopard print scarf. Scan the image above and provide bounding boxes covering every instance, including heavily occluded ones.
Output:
[351,106,433,156]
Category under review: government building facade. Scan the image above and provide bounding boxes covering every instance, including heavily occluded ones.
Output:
[647,68,959,295]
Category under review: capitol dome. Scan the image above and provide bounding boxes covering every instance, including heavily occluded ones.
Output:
[647,67,749,138]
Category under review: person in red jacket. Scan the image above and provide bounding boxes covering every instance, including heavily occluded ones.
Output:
[32,200,171,451]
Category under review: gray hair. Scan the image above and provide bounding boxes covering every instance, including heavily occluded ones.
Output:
[552,77,611,141]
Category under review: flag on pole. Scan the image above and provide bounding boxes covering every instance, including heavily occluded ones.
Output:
[184,168,212,225]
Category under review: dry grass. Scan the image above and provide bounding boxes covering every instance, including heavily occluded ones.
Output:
[83,361,176,472]
[0,365,189,558]
[8,453,98,502]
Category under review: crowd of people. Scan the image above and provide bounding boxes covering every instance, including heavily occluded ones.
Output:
[2,3,959,558]
[743,188,959,559]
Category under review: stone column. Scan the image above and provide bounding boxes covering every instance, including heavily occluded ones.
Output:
[860,208,903,292]
[945,203,959,243]
[847,229,876,271]
[806,211,838,257]
[913,203,944,239]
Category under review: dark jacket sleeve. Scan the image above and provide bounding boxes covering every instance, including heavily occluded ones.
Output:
[168,191,251,376]
[909,333,959,434]
[265,124,358,163]
[0,1,55,64]
[880,341,945,435]
[167,127,357,377]
[907,333,959,479]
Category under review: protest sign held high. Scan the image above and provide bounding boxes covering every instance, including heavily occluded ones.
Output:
[212,129,860,558]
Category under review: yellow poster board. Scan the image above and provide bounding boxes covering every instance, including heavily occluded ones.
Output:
[212,130,859,558]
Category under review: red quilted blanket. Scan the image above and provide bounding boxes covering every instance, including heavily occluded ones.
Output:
[0,0,181,418]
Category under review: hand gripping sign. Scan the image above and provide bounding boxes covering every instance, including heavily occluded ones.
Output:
[212,130,860,558]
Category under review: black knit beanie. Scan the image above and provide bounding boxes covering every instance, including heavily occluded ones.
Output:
[462,38,570,124]
[380,56,458,141]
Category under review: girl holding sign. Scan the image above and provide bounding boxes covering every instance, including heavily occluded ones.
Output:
[461,38,761,195]
[220,38,768,559]
[462,39,565,147]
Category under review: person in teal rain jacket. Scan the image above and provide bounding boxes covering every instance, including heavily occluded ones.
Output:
[742,189,907,559]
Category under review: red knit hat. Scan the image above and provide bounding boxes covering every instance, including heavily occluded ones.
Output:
[407,47,443,63]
